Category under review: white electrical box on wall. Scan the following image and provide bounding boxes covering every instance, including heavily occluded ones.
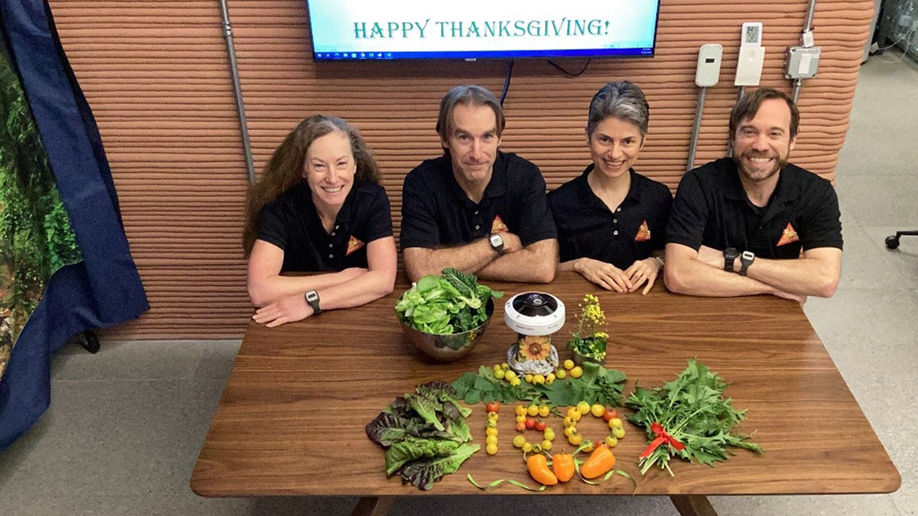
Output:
[735,46,766,86]
[695,44,723,87]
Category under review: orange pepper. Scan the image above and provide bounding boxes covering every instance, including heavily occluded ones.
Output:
[526,454,558,486]
[580,445,616,479]
[552,453,575,483]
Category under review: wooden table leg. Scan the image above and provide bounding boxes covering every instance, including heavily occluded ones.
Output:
[670,495,718,516]
[350,496,395,516]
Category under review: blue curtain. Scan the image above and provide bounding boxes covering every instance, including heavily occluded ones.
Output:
[0,0,149,448]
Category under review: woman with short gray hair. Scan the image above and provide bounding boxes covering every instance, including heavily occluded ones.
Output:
[548,81,673,294]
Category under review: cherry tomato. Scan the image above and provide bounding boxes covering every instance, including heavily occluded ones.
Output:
[603,409,617,422]
[525,418,535,429]
[516,422,527,431]
[534,420,547,432]
[486,401,500,413]
[612,426,626,439]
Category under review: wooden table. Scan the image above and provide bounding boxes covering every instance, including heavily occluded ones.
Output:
[190,272,900,516]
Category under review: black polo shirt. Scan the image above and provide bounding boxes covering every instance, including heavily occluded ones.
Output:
[257,180,393,272]
[548,165,673,268]
[400,151,557,248]
[666,158,843,259]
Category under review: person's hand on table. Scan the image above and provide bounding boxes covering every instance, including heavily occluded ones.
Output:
[253,293,315,327]
[573,257,633,292]
[624,257,662,295]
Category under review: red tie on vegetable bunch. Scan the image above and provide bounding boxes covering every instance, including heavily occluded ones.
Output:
[639,422,686,459]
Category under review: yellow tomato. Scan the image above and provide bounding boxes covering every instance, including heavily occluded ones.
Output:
[576,401,591,415]
[546,373,556,383]
[591,404,606,418]
[533,374,545,385]
[513,435,526,448]
[505,371,518,381]
[515,405,527,417]
[570,366,583,379]
[612,426,626,439]
[563,359,575,370]
[522,442,533,453]
[544,428,556,441]
[501,362,509,370]
[609,418,623,429]
[509,378,521,386]
[486,427,498,437]
[487,443,498,455]
[527,405,539,417]
[541,440,553,451]
[494,368,506,380]
[486,435,498,446]
[569,434,583,446]
[605,436,619,448]
[516,415,527,424]
[524,374,534,383]
[556,369,567,379]
[538,405,550,418]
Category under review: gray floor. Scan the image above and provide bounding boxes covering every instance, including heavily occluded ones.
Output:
[2,51,917,516]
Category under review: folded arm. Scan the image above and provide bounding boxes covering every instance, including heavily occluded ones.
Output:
[247,240,365,307]
[664,243,798,300]
[403,238,502,283]
[478,238,558,283]
[249,237,398,327]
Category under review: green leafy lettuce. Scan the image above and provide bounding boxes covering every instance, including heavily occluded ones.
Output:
[366,381,478,490]
[395,268,503,334]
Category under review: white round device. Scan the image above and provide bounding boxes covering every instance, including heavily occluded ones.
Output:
[504,292,565,336]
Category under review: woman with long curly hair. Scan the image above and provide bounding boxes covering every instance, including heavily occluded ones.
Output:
[243,116,396,326]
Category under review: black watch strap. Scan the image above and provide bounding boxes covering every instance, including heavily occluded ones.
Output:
[723,247,739,272]
[305,290,321,315]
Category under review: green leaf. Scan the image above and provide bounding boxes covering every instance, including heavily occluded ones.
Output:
[385,438,460,476]
[400,443,480,490]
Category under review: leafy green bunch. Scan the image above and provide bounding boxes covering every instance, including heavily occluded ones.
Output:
[395,268,503,334]
[452,362,627,408]
[366,381,479,490]
[567,294,609,362]
[625,359,763,476]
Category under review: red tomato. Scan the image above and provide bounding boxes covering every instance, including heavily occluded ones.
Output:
[603,409,618,422]
[486,402,500,413]
[534,420,547,432]
[525,418,536,429]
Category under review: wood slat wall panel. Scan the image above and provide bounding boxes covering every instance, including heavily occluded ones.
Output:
[46,0,873,339]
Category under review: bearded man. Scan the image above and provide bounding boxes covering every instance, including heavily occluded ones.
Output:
[664,88,843,302]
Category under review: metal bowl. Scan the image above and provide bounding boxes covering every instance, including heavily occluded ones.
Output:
[398,298,495,362]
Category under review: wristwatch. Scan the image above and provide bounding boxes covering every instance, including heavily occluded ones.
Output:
[489,233,505,255]
[739,250,756,276]
[304,290,321,315]
[723,247,739,272]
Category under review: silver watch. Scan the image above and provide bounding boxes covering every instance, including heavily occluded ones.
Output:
[489,233,504,255]
[304,290,321,314]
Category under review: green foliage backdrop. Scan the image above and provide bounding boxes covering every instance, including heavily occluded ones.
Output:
[0,48,82,382]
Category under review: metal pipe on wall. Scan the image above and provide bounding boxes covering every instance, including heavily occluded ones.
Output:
[793,0,819,104]
[219,0,257,185]
[686,87,707,171]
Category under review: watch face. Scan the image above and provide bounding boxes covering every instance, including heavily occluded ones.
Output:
[490,234,502,247]
[742,251,755,260]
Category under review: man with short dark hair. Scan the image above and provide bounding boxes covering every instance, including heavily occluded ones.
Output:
[664,87,842,301]
[400,85,558,283]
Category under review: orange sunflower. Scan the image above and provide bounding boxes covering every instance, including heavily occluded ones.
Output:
[518,335,551,361]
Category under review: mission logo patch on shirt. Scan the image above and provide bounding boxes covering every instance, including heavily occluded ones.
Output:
[777,223,800,247]
[490,215,508,233]
[634,220,651,242]
[346,236,365,256]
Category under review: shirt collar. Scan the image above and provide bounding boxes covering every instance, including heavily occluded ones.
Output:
[578,164,642,206]
[443,151,508,205]
[723,159,800,206]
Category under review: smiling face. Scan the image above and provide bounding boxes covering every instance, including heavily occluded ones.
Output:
[588,116,645,180]
[442,103,501,188]
[732,98,797,183]
[302,131,356,209]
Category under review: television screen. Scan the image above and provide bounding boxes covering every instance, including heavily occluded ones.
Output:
[306,0,660,60]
